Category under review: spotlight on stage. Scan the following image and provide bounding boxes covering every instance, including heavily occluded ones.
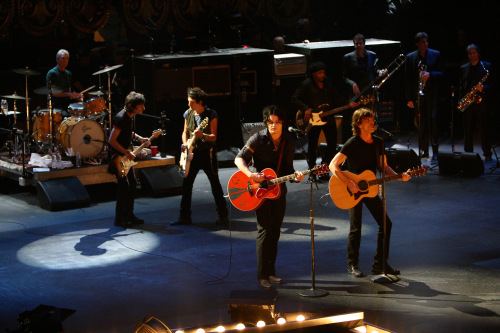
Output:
[6,305,76,333]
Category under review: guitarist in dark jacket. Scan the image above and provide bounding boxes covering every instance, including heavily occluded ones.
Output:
[329,108,410,278]
[108,91,150,227]
[291,61,358,179]
[171,87,228,226]
[235,105,304,291]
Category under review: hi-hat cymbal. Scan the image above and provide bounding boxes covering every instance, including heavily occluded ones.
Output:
[34,86,64,95]
[12,68,41,76]
[88,90,112,96]
[92,64,123,75]
[1,94,30,100]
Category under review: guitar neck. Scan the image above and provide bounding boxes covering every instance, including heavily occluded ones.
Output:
[319,105,351,119]
[268,169,313,185]
[132,133,156,156]
[368,174,403,186]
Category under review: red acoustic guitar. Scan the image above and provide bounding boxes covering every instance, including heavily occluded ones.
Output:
[228,164,330,211]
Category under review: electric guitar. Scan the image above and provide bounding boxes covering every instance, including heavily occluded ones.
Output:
[228,164,330,212]
[328,166,427,210]
[179,117,209,178]
[111,129,164,178]
[296,96,374,134]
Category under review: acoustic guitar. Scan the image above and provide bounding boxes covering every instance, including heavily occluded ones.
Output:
[178,117,209,178]
[111,129,164,178]
[228,164,330,211]
[328,166,427,210]
[296,96,374,134]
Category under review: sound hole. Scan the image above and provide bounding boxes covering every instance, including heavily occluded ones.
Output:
[358,180,368,191]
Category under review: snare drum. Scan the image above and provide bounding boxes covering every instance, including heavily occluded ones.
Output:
[68,103,86,117]
[84,97,107,117]
[33,109,62,142]
[57,117,106,158]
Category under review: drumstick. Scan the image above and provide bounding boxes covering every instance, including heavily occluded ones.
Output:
[80,85,96,94]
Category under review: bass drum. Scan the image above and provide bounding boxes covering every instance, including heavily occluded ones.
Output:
[57,117,106,158]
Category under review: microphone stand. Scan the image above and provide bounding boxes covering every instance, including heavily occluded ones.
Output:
[372,131,399,284]
[295,131,328,298]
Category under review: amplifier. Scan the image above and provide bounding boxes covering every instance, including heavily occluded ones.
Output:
[242,122,265,143]
[274,53,307,76]
[377,101,394,123]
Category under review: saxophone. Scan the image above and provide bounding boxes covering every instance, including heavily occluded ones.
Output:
[418,62,427,96]
[457,61,489,112]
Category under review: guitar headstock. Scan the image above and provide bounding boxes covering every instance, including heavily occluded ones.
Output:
[360,95,375,105]
[312,163,330,176]
[150,129,165,140]
[409,166,427,177]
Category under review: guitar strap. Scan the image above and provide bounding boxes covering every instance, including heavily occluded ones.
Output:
[374,139,383,174]
[276,138,285,176]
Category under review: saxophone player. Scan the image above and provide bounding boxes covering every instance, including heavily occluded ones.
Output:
[459,44,494,161]
[405,32,443,160]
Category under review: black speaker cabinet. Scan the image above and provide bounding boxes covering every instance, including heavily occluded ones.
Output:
[438,151,484,177]
[385,148,421,174]
[227,290,278,325]
[36,177,90,211]
[139,165,183,196]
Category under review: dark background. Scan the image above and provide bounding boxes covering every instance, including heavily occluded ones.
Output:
[0,0,498,153]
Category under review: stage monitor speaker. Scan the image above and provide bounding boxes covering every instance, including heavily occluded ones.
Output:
[227,290,278,325]
[36,177,90,211]
[385,148,421,174]
[438,151,484,177]
[139,165,183,196]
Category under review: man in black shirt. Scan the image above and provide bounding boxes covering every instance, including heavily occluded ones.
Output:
[459,44,494,161]
[235,105,304,290]
[329,108,410,277]
[108,91,150,227]
[171,87,228,226]
[291,61,357,179]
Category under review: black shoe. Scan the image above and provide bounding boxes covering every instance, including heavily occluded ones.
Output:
[129,214,144,225]
[215,216,228,225]
[371,264,401,275]
[485,156,493,162]
[347,265,364,277]
[170,217,192,226]
[114,218,129,227]
[258,279,273,290]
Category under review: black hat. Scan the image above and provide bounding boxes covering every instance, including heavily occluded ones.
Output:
[309,61,326,73]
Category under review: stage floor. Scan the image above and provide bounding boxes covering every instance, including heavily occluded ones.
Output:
[0,130,499,333]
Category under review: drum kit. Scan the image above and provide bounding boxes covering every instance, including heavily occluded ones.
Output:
[0,64,123,162]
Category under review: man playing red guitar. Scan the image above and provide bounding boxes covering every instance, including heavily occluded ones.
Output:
[329,108,411,278]
[235,105,305,291]
[108,91,150,227]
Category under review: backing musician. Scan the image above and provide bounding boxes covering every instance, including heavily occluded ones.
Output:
[46,49,83,115]
[108,91,150,227]
[170,87,228,226]
[291,61,358,180]
[459,44,494,161]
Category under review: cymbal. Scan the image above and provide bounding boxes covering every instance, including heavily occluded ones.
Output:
[92,64,123,75]
[34,86,64,95]
[1,94,30,100]
[12,68,41,76]
[88,91,112,96]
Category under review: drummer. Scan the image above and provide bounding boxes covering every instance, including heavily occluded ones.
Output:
[46,49,83,116]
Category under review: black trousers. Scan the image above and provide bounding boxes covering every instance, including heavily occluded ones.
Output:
[180,148,228,219]
[417,95,439,155]
[463,102,492,157]
[348,195,392,267]
[115,166,137,221]
[255,193,286,279]
[307,124,337,169]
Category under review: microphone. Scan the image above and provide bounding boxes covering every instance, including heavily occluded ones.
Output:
[288,127,302,133]
[375,125,392,137]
